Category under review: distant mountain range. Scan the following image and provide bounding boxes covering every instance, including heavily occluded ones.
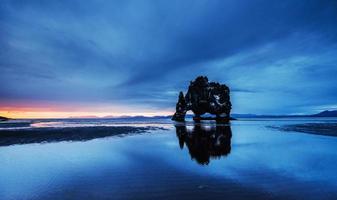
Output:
[102,115,172,119]
[0,116,9,121]
[231,110,337,118]
[310,110,337,117]
[1,110,337,121]
[102,110,337,119]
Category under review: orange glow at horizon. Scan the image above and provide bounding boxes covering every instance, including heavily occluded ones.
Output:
[0,103,173,119]
[0,111,172,119]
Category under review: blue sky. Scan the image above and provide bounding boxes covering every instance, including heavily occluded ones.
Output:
[1,0,337,116]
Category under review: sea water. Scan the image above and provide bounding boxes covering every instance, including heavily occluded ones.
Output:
[0,118,337,199]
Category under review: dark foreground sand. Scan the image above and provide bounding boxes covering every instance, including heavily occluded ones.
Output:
[271,123,337,137]
[0,126,161,147]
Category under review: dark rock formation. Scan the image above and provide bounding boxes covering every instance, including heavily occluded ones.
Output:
[171,92,187,122]
[0,116,9,121]
[172,76,232,122]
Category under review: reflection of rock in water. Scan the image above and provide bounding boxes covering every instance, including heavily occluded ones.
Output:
[175,124,232,165]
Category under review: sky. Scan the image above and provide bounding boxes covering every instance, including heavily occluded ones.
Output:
[1,0,337,118]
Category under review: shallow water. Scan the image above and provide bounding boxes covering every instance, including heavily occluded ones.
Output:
[1,118,337,199]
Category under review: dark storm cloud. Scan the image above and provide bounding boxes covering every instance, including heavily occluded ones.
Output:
[1,0,337,114]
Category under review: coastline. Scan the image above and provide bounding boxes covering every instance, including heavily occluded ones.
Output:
[0,126,161,147]
[270,123,337,137]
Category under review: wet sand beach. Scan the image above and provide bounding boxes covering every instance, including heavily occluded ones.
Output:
[271,123,337,137]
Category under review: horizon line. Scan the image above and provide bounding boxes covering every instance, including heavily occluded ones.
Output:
[1,110,335,120]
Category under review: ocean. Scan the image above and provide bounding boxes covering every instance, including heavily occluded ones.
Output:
[1,118,337,199]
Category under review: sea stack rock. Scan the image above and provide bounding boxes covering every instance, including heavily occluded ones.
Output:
[172,76,232,122]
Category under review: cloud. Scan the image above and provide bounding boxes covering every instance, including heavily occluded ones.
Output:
[0,0,337,114]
